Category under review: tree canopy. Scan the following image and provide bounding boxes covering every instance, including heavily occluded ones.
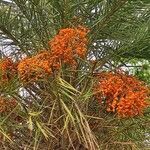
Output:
[0,0,150,149]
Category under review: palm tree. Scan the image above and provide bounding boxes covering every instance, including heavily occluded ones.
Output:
[0,0,150,149]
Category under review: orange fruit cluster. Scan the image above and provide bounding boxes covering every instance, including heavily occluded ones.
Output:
[0,58,17,83]
[0,97,17,114]
[18,26,89,83]
[94,71,149,118]
[49,26,89,67]
[17,51,60,83]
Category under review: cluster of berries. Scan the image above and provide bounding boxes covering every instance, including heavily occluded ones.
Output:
[94,71,149,118]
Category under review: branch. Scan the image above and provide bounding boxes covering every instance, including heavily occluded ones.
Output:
[0,25,20,45]
[91,0,128,30]
[0,25,31,55]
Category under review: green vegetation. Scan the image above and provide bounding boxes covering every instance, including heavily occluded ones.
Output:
[0,0,150,149]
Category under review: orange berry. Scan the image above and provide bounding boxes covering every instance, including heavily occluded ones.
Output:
[94,71,149,118]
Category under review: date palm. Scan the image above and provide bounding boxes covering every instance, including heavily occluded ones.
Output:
[0,0,150,149]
